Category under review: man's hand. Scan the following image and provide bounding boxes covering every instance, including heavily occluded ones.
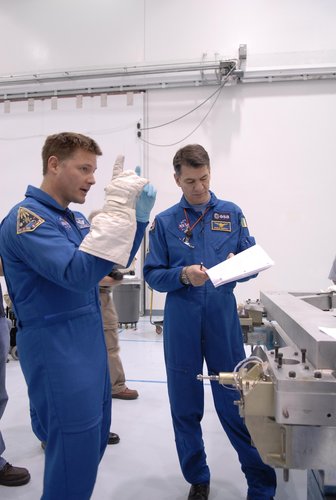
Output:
[99,275,122,287]
[80,155,150,266]
[134,166,157,222]
[185,264,209,287]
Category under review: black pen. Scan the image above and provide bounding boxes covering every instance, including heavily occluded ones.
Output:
[200,262,203,270]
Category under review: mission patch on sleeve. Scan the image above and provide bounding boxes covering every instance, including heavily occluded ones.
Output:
[17,207,45,234]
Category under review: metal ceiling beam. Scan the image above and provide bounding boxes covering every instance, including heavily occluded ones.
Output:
[1,52,336,102]
[241,65,336,83]
[0,60,237,101]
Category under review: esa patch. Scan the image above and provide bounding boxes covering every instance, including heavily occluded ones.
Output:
[211,220,231,232]
[212,212,231,222]
[17,207,45,234]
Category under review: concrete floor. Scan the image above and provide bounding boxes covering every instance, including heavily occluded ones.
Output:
[0,315,307,499]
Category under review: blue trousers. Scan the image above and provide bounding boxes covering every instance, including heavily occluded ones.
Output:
[164,288,276,500]
[17,309,111,500]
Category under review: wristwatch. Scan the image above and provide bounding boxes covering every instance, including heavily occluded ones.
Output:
[180,266,191,286]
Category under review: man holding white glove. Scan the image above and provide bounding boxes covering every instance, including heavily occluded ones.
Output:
[80,156,155,266]
[0,132,156,500]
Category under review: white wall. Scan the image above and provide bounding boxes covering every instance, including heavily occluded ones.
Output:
[1,0,336,310]
[145,82,336,308]
[2,0,336,71]
[0,94,144,216]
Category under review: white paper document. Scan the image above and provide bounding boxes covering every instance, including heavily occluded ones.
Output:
[206,244,274,288]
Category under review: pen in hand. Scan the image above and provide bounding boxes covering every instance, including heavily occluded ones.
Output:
[200,262,203,270]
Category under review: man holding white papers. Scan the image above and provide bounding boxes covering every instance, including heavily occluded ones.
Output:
[206,244,274,288]
[144,144,276,500]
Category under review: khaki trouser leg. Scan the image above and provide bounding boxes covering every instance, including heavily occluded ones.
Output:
[100,290,126,395]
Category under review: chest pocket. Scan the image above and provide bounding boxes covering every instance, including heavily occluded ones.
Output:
[207,215,239,258]
[165,223,195,265]
[57,216,86,245]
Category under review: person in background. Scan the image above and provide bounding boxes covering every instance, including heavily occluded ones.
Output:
[0,132,156,499]
[89,210,140,403]
[328,255,336,284]
[144,144,276,500]
[0,261,30,487]
[99,270,139,401]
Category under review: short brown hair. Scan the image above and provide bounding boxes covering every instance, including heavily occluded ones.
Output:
[42,132,102,175]
[173,144,210,176]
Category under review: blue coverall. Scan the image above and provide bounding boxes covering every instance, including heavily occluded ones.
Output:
[144,191,276,500]
[0,185,147,499]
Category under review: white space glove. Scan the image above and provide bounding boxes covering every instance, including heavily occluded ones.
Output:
[79,155,149,266]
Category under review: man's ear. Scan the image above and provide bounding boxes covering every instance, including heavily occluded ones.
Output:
[174,173,181,187]
[47,156,59,174]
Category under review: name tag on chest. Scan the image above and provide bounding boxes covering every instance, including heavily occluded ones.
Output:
[211,212,231,232]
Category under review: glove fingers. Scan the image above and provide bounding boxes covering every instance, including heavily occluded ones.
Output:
[104,172,149,200]
[112,155,125,180]
[144,183,156,197]
[148,184,157,197]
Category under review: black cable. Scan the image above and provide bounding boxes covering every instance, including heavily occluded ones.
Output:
[138,81,224,147]
[139,62,236,132]
[138,64,235,147]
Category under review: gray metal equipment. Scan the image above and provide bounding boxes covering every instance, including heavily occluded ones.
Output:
[198,290,336,500]
[112,278,141,329]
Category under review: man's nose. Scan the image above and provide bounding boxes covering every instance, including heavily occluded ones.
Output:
[88,173,96,185]
[194,181,204,191]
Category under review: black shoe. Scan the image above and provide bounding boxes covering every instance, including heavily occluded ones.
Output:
[108,432,120,445]
[188,483,210,500]
[0,462,31,486]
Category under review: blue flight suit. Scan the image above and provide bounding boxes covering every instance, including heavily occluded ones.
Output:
[144,191,276,500]
[0,185,147,500]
